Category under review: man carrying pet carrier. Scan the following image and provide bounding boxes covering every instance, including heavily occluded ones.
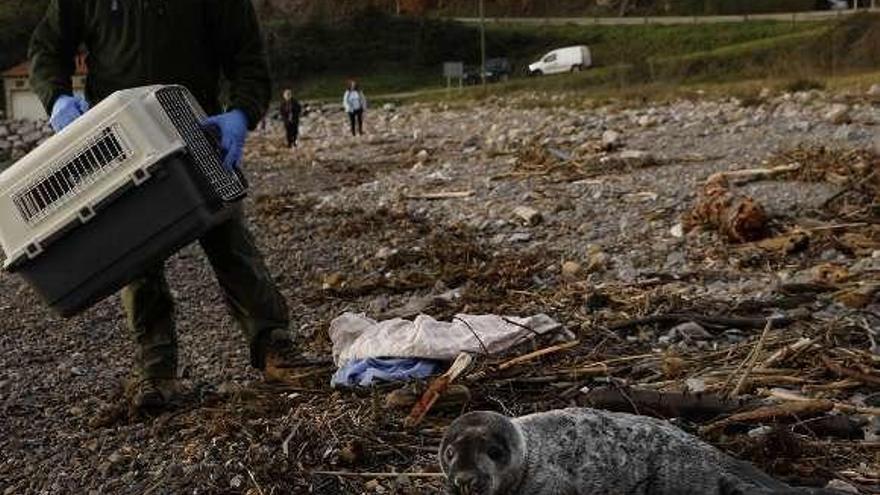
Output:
[29,0,302,410]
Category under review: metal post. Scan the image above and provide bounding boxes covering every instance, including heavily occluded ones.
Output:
[480,0,486,87]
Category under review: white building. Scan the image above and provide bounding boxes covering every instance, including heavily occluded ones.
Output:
[2,56,87,121]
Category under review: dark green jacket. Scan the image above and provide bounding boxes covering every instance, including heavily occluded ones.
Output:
[28,0,270,129]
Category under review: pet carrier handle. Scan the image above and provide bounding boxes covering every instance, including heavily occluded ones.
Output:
[201,124,249,189]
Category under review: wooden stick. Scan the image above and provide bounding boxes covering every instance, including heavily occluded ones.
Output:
[707,163,801,185]
[730,320,773,398]
[405,353,474,429]
[579,386,755,419]
[767,388,880,416]
[497,340,580,371]
[405,190,474,200]
[805,222,869,233]
[702,399,834,434]
[821,355,880,386]
[806,441,880,450]
[311,471,446,478]
[822,169,878,208]
[803,379,862,392]
[761,337,815,369]
[609,314,791,332]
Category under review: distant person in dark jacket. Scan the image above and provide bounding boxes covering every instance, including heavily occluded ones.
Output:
[280,89,301,148]
[343,80,366,136]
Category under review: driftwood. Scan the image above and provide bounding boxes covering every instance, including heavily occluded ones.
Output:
[405,190,474,200]
[685,176,768,243]
[821,355,880,386]
[578,386,756,421]
[497,340,580,371]
[707,163,802,186]
[609,313,792,332]
[729,320,774,398]
[743,231,810,255]
[768,388,880,416]
[791,415,865,440]
[405,353,474,428]
[385,384,471,410]
[701,400,835,434]
[761,338,815,369]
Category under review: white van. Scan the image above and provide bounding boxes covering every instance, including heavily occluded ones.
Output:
[528,46,592,76]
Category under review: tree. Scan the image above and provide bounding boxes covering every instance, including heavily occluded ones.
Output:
[398,0,433,16]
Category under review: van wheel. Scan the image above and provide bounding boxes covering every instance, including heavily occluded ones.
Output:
[571,65,583,73]
[530,70,542,77]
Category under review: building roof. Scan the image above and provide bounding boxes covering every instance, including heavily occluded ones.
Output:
[2,55,88,78]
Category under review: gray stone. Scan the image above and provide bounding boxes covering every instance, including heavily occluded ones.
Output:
[601,129,622,150]
[22,131,42,146]
[513,206,542,226]
[833,125,868,142]
[826,479,860,493]
[462,135,481,149]
[637,115,656,127]
[669,321,712,341]
[17,121,37,135]
[868,84,880,97]
[0,125,9,139]
[851,257,880,274]
[788,120,812,133]
[824,104,851,125]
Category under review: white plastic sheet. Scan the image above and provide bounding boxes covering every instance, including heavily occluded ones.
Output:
[329,312,562,366]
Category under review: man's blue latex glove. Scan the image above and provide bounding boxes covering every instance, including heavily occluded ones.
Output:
[202,109,248,171]
[50,95,89,132]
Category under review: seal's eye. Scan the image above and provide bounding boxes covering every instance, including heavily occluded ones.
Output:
[444,446,456,462]
[487,445,505,463]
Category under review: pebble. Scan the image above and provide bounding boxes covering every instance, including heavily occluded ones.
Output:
[561,260,582,279]
[513,205,542,226]
[824,103,851,124]
[601,129,622,150]
[586,251,609,273]
[833,125,867,142]
[826,479,860,493]
[230,475,245,489]
[508,232,532,243]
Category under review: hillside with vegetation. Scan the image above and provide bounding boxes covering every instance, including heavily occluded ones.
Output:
[3,2,880,101]
[0,0,49,73]
[267,11,880,99]
[255,0,825,18]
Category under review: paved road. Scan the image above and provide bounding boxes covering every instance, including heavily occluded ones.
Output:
[455,8,874,25]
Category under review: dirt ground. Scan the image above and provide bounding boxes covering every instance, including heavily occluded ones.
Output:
[1,88,880,494]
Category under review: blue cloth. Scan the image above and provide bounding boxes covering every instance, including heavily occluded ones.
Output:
[332,358,442,388]
[202,109,248,171]
[50,95,89,132]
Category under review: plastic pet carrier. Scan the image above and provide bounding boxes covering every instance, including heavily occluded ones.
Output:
[0,85,247,316]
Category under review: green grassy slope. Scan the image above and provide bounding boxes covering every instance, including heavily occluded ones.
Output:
[271,12,826,99]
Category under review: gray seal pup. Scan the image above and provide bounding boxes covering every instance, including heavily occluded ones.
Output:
[439,408,847,495]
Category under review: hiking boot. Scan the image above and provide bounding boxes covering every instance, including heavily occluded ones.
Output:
[127,377,177,411]
[260,329,329,387]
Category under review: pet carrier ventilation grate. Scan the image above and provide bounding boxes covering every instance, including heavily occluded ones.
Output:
[13,125,130,225]
[154,86,246,202]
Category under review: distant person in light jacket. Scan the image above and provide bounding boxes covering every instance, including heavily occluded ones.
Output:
[343,80,366,136]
